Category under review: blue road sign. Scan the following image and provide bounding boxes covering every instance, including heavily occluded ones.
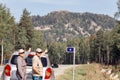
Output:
[66,47,75,80]
[66,47,75,53]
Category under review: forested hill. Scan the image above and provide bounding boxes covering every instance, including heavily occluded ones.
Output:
[32,11,115,42]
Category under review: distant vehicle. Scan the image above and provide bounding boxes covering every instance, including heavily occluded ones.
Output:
[52,64,59,68]
[1,51,55,80]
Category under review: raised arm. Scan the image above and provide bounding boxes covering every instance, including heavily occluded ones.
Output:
[41,48,48,57]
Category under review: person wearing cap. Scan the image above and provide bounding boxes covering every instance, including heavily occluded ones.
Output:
[16,49,26,80]
[32,48,48,80]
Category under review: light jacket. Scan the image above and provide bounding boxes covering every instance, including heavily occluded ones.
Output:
[32,55,43,76]
[16,56,26,79]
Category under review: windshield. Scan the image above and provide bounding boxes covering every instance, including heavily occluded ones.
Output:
[10,55,47,67]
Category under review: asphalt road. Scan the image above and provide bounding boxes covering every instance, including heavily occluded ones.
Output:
[53,64,78,77]
[53,64,79,80]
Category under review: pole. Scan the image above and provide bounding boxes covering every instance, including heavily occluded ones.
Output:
[73,47,75,80]
[43,32,48,48]
[1,39,3,65]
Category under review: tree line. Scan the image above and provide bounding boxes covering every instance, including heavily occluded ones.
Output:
[0,3,120,66]
[0,4,46,59]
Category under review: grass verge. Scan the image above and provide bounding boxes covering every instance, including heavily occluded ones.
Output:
[55,63,109,80]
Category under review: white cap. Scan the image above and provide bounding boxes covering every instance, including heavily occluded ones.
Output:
[18,49,25,54]
[36,48,42,53]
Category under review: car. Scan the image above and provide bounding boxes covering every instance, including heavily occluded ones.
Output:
[1,51,55,80]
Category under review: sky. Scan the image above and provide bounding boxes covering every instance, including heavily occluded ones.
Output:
[0,0,118,22]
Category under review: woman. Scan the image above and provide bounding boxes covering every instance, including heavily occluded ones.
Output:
[16,49,26,80]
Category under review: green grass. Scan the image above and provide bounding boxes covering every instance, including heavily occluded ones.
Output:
[55,64,108,80]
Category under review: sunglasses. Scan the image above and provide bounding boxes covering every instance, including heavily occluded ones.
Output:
[19,52,25,54]
[37,52,42,54]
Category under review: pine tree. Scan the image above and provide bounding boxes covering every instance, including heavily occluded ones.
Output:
[0,4,16,54]
[17,8,33,49]
[0,4,17,61]
[95,29,104,63]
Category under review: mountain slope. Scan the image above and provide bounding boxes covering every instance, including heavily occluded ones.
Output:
[32,11,115,42]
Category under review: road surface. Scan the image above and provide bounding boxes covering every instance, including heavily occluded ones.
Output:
[53,64,78,77]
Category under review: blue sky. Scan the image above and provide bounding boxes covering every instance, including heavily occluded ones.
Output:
[0,0,118,22]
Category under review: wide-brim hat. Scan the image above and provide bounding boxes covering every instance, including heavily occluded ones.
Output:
[36,48,42,53]
[18,49,25,54]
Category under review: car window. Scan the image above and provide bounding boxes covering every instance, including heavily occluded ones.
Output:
[25,55,33,66]
[10,55,47,67]
[10,55,18,65]
[41,57,47,67]
[26,56,47,67]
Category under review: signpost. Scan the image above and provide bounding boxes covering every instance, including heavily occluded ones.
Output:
[66,47,75,80]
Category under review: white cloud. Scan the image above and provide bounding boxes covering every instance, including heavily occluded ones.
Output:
[29,0,80,5]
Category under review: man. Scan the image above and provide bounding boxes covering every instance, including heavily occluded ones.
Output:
[16,49,26,80]
[32,48,48,80]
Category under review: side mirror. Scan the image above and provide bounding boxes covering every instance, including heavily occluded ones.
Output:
[52,64,59,68]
